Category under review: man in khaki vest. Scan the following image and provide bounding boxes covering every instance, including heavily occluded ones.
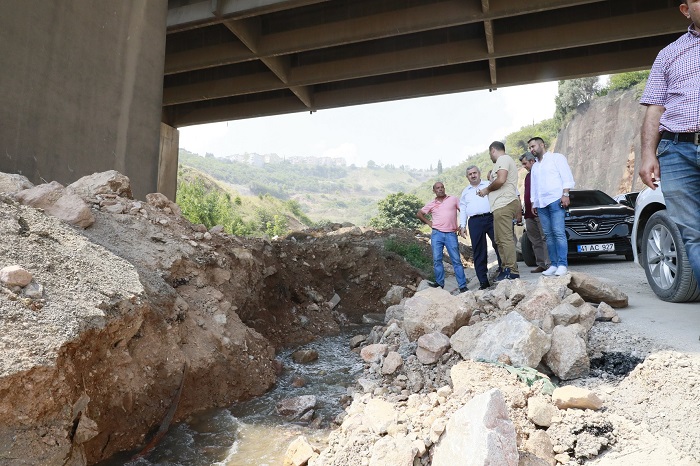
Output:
[477,141,522,281]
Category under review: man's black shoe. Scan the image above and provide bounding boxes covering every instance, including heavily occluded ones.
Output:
[494,268,509,282]
[459,287,468,293]
[427,281,442,288]
[479,282,490,290]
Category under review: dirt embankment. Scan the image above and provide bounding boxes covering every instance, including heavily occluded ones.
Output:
[0,174,425,465]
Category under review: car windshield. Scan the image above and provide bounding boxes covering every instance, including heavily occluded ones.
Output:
[569,190,618,208]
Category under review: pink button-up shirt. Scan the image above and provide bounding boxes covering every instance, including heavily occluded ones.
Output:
[420,195,460,232]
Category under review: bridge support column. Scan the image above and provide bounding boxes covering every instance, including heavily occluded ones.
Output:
[158,123,179,202]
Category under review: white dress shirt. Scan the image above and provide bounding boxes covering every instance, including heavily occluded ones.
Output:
[530,151,575,209]
[458,180,491,227]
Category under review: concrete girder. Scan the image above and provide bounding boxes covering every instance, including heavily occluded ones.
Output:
[170,42,664,128]
[167,0,328,31]
[163,8,684,107]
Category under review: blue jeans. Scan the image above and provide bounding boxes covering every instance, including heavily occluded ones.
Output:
[658,139,700,281]
[537,200,568,267]
[431,229,467,289]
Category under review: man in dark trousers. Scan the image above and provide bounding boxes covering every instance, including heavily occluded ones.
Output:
[458,165,501,289]
[640,0,700,282]
[417,181,468,294]
[519,153,550,273]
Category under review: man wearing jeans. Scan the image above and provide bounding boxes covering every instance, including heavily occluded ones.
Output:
[527,137,575,277]
[417,182,468,293]
[639,0,700,282]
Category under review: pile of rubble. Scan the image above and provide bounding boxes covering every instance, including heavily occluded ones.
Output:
[282,273,651,466]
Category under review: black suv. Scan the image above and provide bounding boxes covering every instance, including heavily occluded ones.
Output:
[521,189,635,265]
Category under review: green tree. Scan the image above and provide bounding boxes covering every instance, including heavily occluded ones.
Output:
[367,160,377,169]
[369,192,424,229]
[437,159,443,174]
[554,77,600,126]
[607,70,649,91]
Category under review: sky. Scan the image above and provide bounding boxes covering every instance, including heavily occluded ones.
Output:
[178,81,559,170]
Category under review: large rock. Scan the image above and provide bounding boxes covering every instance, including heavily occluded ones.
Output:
[469,311,551,368]
[284,436,318,466]
[543,324,590,380]
[381,285,406,306]
[0,173,33,193]
[568,272,628,308]
[513,288,559,332]
[277,395,317,418]
[432,389,518,466]
[416,331,450,364]
[364,398,398,435]
[369,435,417,466]
[450,320,489,359]
[402,288,473,341]
[68,170,133,199]
[13,181,95,228]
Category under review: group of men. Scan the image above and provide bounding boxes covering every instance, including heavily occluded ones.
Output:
[417,0,700,294]
[417,138,574,293]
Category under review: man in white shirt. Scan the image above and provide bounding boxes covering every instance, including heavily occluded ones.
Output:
[527,137,576,276]
[476,141,522,281]
[459,165,501,289]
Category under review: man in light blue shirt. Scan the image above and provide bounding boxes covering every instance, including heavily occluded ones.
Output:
[527,137,575,277]
[459,165,501,289]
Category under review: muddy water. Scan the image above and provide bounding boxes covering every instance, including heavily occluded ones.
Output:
[99,325,371,466]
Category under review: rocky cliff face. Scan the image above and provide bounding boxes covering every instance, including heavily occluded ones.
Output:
[554,89,646,196]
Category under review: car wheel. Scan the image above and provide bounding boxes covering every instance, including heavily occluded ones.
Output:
[641,210,700,302]
[520,233,537,267]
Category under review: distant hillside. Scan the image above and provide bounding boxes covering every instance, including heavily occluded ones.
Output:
[177,87,643,230]
[178,150,433,225]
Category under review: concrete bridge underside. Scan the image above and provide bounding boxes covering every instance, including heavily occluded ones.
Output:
[0,0,688,199]
[163,0,687,127]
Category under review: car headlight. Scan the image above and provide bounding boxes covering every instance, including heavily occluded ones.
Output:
[625,216,635,224]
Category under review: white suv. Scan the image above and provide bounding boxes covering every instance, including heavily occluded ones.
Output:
[632,185,700,302]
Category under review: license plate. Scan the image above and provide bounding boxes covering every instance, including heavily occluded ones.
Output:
[577,243,614,252]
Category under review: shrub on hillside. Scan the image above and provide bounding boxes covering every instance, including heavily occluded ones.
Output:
[370,192,424,230]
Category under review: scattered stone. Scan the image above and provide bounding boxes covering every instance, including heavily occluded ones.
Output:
[349,334,366,349]
[596,302,618,321]
[13,181,95,228]
[0,265,33,287]
[292,350,319,364]
[568,272,628,308]
[381,285,405,306]
[415,332,450,365]
[552,386,603,410]
[277,395,317,418]
[284,435,318,466]
[381,351,403,374]
[361,344,388,363]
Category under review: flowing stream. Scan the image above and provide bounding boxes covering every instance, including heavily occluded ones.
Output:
[99,325,371,466]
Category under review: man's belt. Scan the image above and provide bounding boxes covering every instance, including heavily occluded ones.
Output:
[470,212,492,218]
[661,131,700,145]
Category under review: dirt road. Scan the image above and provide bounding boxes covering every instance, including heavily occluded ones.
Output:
[520,256,700,353]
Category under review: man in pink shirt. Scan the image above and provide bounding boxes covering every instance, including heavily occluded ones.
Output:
[416,182,468,293]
